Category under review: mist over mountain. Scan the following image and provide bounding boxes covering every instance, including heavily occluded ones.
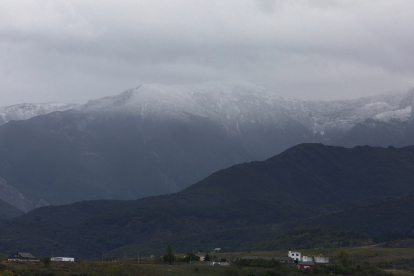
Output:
[1,82,414,208]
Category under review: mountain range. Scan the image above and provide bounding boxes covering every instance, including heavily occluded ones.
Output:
[1,81,414,211]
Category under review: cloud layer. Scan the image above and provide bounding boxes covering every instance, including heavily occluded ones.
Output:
[1,0,414,105]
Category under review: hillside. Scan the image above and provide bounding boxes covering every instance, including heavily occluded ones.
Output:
[0,198,23,220]
[288,193,414,237]
[0,198,307,259]
[175,143,414,208]
[1,144,414,258]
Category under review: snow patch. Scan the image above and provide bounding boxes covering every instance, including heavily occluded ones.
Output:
[0,103,78,126]
[372,106,412,123]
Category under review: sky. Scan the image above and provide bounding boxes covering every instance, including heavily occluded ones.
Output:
[1,0,414,106]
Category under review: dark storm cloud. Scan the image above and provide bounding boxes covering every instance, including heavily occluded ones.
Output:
[1,0,414,106]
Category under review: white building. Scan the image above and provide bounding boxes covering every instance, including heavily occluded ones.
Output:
[288,251,301,261]
[288,251,329,264]
[313,256,329,264]
[51,257,74,262]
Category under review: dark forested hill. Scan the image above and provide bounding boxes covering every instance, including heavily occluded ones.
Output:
[1,143,414,258]
[174,143,414,209]
[288,193,414,237]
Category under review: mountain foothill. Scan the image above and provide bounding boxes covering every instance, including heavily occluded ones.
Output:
[1,82,414,258]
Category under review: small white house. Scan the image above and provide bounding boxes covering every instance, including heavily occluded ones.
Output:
[288,251,301,262]
[51,257,74,262]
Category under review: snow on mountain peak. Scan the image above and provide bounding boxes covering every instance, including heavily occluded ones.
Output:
[372,106,412,123]
[80,82,414,135]
[0,102,79,126]
[82,81,285,125]
[4,82,414,136]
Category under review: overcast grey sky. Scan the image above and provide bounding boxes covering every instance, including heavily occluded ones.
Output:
[1,0,414,106]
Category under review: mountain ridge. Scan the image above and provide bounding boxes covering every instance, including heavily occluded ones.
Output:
[0,143,414,258]
[2,82,414,207]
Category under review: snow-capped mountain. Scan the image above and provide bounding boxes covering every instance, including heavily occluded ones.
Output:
[283,91,414,133]
[81,81,414,140]
[0,102,79,125]
[1,81,414,207]
[2,82,412,138]
[83,82,284,119]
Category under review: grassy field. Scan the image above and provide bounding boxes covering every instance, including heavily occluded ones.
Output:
[2,247,414,275]
[0,260,288,276]
[0,260,159,276]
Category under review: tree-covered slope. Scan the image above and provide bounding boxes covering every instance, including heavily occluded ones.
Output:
[0,198,307,259]
[176,143,414,208]
[1,143,414,258]
[289,193,414,237]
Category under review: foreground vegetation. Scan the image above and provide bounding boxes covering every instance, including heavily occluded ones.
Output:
[2,246,414,276]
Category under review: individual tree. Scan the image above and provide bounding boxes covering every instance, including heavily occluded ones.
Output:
[183,252,200,262]
[336,248,350,267]
[163,244,175,264]
[42,256,52,267]
[204,253,211,261]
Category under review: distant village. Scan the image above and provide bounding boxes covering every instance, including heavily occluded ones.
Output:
[8,253,74,262]
[7,249,329,271]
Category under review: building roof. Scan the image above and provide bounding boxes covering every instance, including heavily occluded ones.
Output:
[9,252,36,259]
[298,261,315,266]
